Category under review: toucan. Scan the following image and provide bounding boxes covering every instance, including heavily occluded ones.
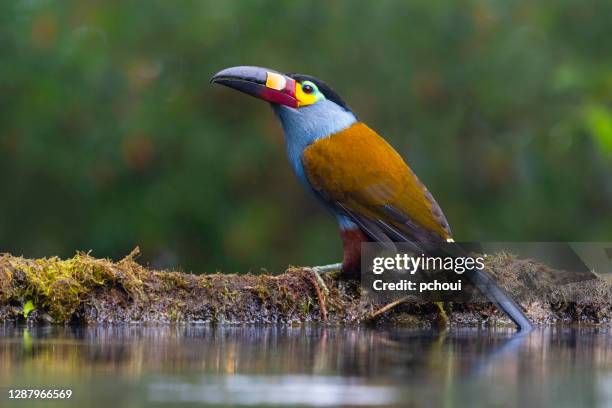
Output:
[211,66,532,331]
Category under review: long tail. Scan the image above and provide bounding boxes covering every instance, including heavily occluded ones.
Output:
[442,239,533,331]
[335,206,533,331]
[465,267,533,332]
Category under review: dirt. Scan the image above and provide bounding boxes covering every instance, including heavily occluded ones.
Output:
[0,249,610,326]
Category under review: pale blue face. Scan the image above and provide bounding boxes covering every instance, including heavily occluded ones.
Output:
[272,99,357,186]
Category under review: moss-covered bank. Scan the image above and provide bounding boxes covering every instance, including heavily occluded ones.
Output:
[0,249,610,326]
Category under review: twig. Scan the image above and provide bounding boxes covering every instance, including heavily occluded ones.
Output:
[120,246,141,262]
[305,272,328,322]
[368,296,410,322]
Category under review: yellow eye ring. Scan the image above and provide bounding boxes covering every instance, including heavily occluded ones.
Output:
[296,81,322,107]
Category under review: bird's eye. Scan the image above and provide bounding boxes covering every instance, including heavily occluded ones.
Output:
[302,83,314,94]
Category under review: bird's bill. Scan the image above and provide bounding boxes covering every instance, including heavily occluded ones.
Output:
[211,66,298,108]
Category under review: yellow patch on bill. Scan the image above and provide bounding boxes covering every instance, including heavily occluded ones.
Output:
[266,72,286,90]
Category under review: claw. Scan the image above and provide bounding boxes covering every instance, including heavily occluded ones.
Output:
[309,268,330,296]
[309,262,342,296]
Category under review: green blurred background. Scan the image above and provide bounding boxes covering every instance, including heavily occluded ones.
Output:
[1,0,611,274]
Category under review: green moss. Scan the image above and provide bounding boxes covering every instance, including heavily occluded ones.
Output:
[299,298,313,315]
[157,272,191,291]
[23,300,35,318]
[1,251,145,322]
[253,284,270,303]
[276,284,296,315]
[197,276,213,289]
[221,285,239,300]
[168,307,183,322]
[0,265,14,302]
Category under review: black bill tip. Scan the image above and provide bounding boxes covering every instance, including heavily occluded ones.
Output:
[210,66,272,85]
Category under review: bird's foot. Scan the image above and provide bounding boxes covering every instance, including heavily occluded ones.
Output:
[311,263,342,274]
[308,263,342,295]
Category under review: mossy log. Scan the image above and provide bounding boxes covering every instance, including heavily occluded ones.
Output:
[0,249,610,326]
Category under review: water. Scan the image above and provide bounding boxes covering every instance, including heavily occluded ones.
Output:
[0,325,610,407]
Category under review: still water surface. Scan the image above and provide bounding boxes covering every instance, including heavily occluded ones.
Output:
[0,325,610,407]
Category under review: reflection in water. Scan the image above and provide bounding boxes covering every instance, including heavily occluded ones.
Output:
[150,376,399,406]
[0,325,610,407]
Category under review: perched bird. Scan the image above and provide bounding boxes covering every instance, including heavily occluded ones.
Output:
[211,66,531,331]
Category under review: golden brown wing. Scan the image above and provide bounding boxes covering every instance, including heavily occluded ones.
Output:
[302,122,451,243]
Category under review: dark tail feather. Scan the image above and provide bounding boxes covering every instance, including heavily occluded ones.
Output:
[333,204,533,331]
[392,239,533,331]
[421,241,532,331]
[466,267,533,332]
